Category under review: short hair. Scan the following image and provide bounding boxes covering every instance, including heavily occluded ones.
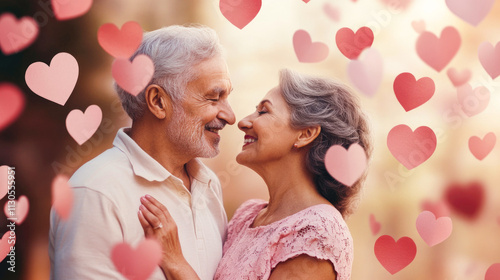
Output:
[115,25,224,121]
[279,69,372,218]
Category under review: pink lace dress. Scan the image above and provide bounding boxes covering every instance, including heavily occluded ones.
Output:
[214,199,353,280]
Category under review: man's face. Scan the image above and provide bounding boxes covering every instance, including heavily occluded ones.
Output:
[167,56,235,158]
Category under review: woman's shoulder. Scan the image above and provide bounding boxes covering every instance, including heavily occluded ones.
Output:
[228,199,268,228]
[283,203,350,237]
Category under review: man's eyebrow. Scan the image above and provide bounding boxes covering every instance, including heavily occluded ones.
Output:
[210,86,231,95]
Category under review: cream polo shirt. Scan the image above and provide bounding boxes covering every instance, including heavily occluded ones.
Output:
[49,128,227,280]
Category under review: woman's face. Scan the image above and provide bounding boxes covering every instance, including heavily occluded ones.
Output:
[236,86,300,167]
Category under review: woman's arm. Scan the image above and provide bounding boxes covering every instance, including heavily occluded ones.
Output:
[268,254,337,280]
[137,195,201,280]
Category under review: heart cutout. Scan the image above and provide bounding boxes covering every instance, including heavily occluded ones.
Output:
[0,231,15,263]
[293,30,329,63]
[0,166,9,200]
[219,0,261,29]
[98,21,143,59]
[369,214,381,236]
[421,199,450,218]
[416,26,461,72]
[444,182,484,220]
[411,20,426,34]
[0,13,39,55]
[457,84,490,117]
[445,0,494,26]
[387,125,437,170]
[478,41,500,80]
[324,143,367,187]
[374,235,417,275]
[4,195,29,225]
[416,211,453,247]
[0,83,25,131]
[323,3,340,22]
[52,0,93,21]
[347,48,383,97]
[66,105,103,145]
[447,67,471,87]
[393,72,435,111]
[112,54,154,96]
[111,239,162,280]
[336,27,374,60]
[485,263,500,280]
[51,174,74,220]
[468,132,496,160]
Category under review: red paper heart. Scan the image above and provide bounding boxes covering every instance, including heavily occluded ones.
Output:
[51,0,93,21]
[0,166,8,200]
[447,67,471,87]
[0,13,39,55]
[485,263,500,280]
[444,182,484,220]
[374,235,417,274]
[4,195,29,225]
[51,174,74,220]
[416,26,461,72]
[421,199,450,218]
[393,72,435,111]
[468,132,496,160]
[293,30,329,63]
[387,125,437,170]
[111,239,162,280]
[0,231,15,263]
[219,0,261,29]
[336,27,374,60]
[0,83,25,131]
[98,21,143,59]
[369,214,381,236]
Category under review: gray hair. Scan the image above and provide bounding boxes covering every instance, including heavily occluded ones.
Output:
[279,69,372,218]
[115,25,224,121]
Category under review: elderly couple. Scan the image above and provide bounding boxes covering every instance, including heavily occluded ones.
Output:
[49,25,371,280]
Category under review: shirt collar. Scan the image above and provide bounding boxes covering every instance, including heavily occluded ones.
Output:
[113,127,213,185]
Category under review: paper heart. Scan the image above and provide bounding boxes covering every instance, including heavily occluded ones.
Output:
[293,30,329,63]
[380,0,412,10]
[416,26,461,72]
[0,13,39,55]
[444,182,484,220]
[51,174,74,220]
[411,20,426,34]
[4,195,29,225]
[323,3,340,22]
[0,166,9,200]
[445,0,494,26]
[98,21,143,59]
[52,0,93,21]
[468,132,496,160]
[374,235,417,275]
[416,211,452,247]
[387,125,437,170]
[421,199,450,218]
[25,52,79,106]
[112,54,154,96]
[66,105,103,145]
[447,67,471,87]
[0,83,25,131]
[478,41,500,79]
[219,0,261,29]
[457,84,490,117]
[369,214,381,236]
[485,263,500,280]
[111,239,162,280]
[336,27,374,60]
[324,143,367,186]
[347,48,383,97]
[0,231,15,263]
[393,72,435,111]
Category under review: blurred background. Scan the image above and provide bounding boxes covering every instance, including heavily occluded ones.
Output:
[1,0,500,279]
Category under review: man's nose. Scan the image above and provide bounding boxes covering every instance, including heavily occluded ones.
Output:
[218,99,236,125]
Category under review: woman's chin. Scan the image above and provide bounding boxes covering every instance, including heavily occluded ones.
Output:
[236,152,252,166]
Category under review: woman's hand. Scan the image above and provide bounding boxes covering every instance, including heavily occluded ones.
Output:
[137,194,200,280]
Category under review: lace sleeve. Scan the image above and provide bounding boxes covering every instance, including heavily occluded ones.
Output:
[269,206,353,280]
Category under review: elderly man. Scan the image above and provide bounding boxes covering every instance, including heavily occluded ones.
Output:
[49,25,235,279]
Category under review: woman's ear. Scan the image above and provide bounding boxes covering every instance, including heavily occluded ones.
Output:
[296,125,321,148]
[144,84,173,120]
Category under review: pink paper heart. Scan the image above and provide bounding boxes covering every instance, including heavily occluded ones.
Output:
[324,143,367,187]
[323,3,340,22]
[468,132,496,160]
[421,199,450,218]
[219,0,261,29]
[387,125,437,170]
[416,211,452,247]
[380,0,412,10]
[416,26,461,72]
[374,235,417,275]
[112,54,154,96]
[51,174,74,220]
[4,195,29,225]
[293,30,329,63]
[336,27,374,60]
[98,21,143,59]
[485,263,500,280]
[445,0,494,26]
[347,48,383,97]
[111,239,162,280]
[52,0,93,21]
[447,67,471,87]
[302,0,311,3]
[0,231,15,263]
[66,105,102,145]
[25,52,79,106]
[457,84,490,117]
[478,41,500,79]
[411,20,426,34]
[0,83,25,131]
[369,214,381,236]
[393,72,435,111]
[0,166,9,200]
[0,13,39,55]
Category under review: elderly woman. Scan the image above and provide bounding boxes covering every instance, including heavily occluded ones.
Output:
[138,69,372,280]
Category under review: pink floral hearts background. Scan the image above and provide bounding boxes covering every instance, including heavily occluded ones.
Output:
[1,0,500,279]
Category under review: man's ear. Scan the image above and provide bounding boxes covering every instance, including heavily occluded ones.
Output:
[144,84,173,120]
[296,125,321,148]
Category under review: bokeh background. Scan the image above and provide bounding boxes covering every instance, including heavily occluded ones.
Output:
[1,0,500,279]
